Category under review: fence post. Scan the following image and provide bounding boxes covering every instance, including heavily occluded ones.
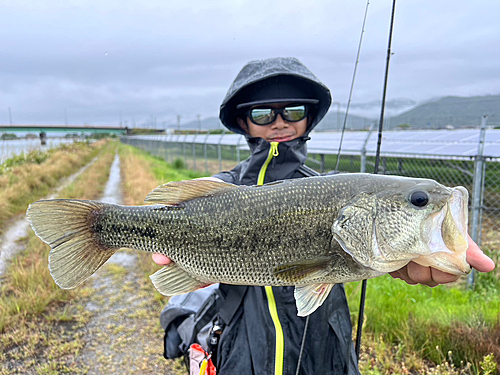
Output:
[192,131,198,170]
[182,133,188,166]
[204,131,211,174]
[236,136,242,163]
[468,115,488,288]
[218,130,226,172]
[361,122,376,172]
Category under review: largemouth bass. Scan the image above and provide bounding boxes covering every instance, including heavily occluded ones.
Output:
[27,174,470,316]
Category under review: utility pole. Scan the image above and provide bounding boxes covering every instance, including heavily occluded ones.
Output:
[197,114,202,131]
[8,107,12,125]
[177,115,181,132]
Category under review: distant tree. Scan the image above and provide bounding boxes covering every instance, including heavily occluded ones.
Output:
[397,123,411,130]
[1,133,18,140]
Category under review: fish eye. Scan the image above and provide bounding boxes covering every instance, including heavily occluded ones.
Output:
[410,191,429,208]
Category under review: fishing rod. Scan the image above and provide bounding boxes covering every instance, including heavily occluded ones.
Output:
[355,0,398,362]
[334,0,370,173]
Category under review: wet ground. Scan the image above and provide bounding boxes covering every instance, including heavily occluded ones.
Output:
[1,154,177,374]
[0,156,97,278]
[67,154,177,374]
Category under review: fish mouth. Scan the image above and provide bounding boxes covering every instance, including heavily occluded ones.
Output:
[415,186,471,275]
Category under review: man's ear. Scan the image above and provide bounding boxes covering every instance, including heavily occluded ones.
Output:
[237,117,249,133]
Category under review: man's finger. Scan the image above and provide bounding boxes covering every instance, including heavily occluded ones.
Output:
[406,262,439,287]
[466,237,495,272]
[152,253,172,265]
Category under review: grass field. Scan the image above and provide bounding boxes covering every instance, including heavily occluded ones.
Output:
[120,143,500,374]
[1,139,498,374]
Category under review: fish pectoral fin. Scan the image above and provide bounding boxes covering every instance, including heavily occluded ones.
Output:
[150,265,207,296]
[144,180,238,205]
[273,257,333,283]
[294,283,334,317]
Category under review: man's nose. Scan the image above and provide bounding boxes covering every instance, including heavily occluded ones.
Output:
[271,114,288,129]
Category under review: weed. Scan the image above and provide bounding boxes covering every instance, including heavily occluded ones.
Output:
[0,141,104,232]
[0,140,118,372]
[480,354,498,375]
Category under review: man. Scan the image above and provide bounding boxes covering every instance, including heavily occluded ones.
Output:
[154,57,494,374]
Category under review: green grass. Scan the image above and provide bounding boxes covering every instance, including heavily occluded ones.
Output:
[129,141,500,372]
[346,272,500,372]
[124,144,206,182]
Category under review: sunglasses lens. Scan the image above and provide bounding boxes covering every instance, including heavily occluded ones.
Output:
[249,105,307,125]
[250,108,275,125]
[283,105,306,122]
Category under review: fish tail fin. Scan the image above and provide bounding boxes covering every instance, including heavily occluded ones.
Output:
[27,199,117,289]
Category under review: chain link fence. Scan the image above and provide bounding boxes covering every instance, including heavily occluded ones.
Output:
[121,131,500,257]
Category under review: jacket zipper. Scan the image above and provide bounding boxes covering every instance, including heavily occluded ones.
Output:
[257,141,279,185]
[257,141,284,375]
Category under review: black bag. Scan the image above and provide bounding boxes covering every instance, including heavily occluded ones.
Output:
[161,284,223,359]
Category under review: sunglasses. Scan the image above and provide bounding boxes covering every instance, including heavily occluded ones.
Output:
[247,105,308,126]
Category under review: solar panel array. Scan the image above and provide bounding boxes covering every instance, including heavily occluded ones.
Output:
[132,128,500,160]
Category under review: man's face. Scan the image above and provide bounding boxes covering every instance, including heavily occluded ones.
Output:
[237,102,308,142]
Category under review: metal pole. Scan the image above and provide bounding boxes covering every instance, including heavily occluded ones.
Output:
[192,131,198,170]
[218,130,226,172]
[204,131,210,174]
[236,136,243,163]
[361,122,376,173]
[468,115,488,288]
[183,133,188,167]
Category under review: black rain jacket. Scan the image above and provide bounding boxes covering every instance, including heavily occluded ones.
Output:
[162,58,360,375]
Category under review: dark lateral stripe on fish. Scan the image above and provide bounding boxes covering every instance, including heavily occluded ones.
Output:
[27,199,117,289]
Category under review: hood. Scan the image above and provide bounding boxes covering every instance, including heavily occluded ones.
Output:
[219,57,332,136]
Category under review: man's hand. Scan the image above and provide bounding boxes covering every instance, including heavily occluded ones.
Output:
[390,236,495,287]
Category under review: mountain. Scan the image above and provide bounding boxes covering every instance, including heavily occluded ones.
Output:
[174,111,374,132]
[385,95,500,129]
[314,111,374,131]
[170,117,224,131]
[168,95,500,132]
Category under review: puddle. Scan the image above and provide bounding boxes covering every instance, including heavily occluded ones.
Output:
[98,153,132,268]
[100,153,123,205]
[0,157,98,279]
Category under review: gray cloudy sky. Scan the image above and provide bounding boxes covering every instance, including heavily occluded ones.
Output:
[1,0,499,127]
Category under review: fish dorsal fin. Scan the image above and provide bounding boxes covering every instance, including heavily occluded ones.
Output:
[295,283,334,316]
[273,257,333,283]
[144,179,238,205]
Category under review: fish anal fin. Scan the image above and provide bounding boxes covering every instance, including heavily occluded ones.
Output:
[144,180,238,205]
[273,257,332,283]
[295,283,334,317]
[150,265,208,296]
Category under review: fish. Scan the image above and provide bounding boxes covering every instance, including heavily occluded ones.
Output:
[26,173,470,316]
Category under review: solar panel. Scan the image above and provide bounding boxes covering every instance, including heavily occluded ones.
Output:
[127,129,500,159]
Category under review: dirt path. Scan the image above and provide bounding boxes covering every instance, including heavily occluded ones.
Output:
[73,154,178,374]
[0,156,97,278]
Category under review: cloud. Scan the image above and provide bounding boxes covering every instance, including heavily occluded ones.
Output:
[0,0,499,125]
